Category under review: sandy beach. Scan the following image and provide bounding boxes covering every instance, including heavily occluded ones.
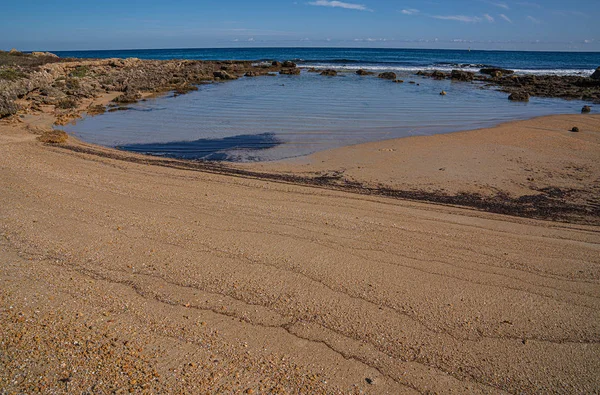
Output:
[2,96,600,394]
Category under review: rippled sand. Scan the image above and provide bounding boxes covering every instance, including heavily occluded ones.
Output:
[1,105,599,393]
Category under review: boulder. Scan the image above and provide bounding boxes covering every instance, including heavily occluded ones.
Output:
[280,68,301,75]
[271,61,282,67]
[356,69,374,76]
[508,91,530,102]
[480,67,514,76]
[213,70,237,80]
[378,72,397,80]
[591,67,600,80]
[320,69,337,76]
[570,127,580,132]
[112,89,142,104]
[582,105,592,113]
[451,70,474,81]
[31,51,59,58]
[282,61,297,68]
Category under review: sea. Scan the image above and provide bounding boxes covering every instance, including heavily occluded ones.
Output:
[56,48,600,161]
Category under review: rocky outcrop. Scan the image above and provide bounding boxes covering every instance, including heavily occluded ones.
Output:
[480,67,514,77]
[378,72,397,80]
[282,61,297,68]
[591,67,600,80]
[271,61,282,67]
[31,51,59,58]
[320,69,337,76]
[356,69,374,76]
[112,89,142,104]
[508,91,530,101]
[213,70,237,80]
[280,68,301,75]
[451,70,475,81]
[431,70,446,80]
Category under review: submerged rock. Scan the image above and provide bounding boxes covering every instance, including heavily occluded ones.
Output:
[280,68,301,75]
[356,69,374,76]
[508,91,530,102]
[320,69,337,76]
[378,72,397,80]
[582,105,592,113]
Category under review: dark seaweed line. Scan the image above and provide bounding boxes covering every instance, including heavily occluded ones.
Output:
[56,143,600,226]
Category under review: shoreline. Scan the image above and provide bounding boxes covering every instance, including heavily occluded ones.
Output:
[2,99,599,394]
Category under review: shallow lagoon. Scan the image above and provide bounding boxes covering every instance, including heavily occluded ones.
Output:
[62,71,588,161]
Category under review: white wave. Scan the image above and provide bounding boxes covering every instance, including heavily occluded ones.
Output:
[300,63,595,76]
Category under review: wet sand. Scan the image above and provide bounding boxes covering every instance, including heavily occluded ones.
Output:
[1,106,600,393]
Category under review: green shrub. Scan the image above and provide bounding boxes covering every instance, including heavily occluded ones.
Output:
[70,65,89,78]
[0,67,26,81]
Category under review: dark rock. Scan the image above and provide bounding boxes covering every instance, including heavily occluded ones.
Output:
[320,69,337,76]
[394,79,404,83]
[582,105,592,113]
[508,91,530,102]
[440,91,447,96]
[591,67,600,80]
[213,70,237,80]
[378,72,397,80]
[451,70,475,81]
[272,61,282,67]
[431,70,446,80]
[356,69,374,76]
[282,61,297,68]
[480,67,514,76]
[570,126,580,132]
[112,90,142,104]
[244,71,262,77]
[280,68,301,75]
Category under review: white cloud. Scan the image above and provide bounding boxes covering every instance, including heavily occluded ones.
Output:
[308,0,371,11]
[527,15,541,23]
[490,1,509,9]
[483,14,495,22]
[516,2,541,8]
[432,15,483,23]
[479,1,509,9]
[499,14,512,23]
[401,8,419,15]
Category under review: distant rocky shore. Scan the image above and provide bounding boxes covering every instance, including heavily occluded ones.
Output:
[1,49,599,123]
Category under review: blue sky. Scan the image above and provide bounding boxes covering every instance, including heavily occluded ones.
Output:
[2,0,599,51]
